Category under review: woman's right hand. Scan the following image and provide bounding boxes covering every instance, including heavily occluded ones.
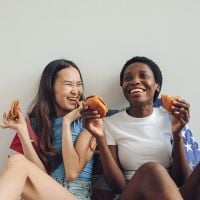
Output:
[0,111,28,135]
[81,107,105,139]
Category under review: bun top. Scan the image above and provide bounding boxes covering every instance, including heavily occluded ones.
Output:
[161,94,180,112]
[6,100,20,120]
[84,95,108,117]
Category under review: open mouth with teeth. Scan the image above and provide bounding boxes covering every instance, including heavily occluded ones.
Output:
[68,97,78,101]
[129,88,145,94]
[67,97,79,105]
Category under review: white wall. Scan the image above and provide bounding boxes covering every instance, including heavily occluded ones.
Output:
[0,0,200,172]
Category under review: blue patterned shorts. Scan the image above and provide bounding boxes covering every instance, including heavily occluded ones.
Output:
[55,178,92,200]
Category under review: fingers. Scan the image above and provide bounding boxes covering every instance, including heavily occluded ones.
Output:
[1,110,24,129]
[3,112,7,121]
[76,99,81,107]
[81,109,101,119]
[171,99,190,123]
[18,110,23,118]
[0,123,8,129]
[3,112,9,124]
[75,100,84,112]
[82,104,102,119]
[173,99,190,112]
[0,113,9,129]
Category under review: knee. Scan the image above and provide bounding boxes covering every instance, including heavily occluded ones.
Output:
[140,162,164,170]
[8,154,28,167]
[136,162,166,177]
[128,162,167,192]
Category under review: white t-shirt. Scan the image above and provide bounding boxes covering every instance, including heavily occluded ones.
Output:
[104,107,173,181]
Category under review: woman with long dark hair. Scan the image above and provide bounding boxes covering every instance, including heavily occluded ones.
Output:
[0,59,96,200]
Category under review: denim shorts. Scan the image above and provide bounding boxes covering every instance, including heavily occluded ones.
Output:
[55,178,92,200]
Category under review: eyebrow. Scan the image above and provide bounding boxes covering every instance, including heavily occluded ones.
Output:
[138,70,149,73]
[62,80,82,84]
[125,70,150,75]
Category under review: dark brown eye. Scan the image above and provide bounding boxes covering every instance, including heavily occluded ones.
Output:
[123,75,132,82]
[139,72,150,79]
[77,82,83,87]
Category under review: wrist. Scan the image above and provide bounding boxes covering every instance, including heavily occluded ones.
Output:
[17,128,30,141]
[173,134,183,143]
[16,125,28,135]
[172,130,182,137]
[62,118,71,127]
[96,135,107,147]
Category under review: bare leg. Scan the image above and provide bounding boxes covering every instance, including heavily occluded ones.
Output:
[120,162,183,200]
[180,162,200,200]
[0,154,77,200]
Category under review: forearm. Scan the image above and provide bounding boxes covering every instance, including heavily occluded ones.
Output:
[171,133,192,186]
[17,130,46,172]
[96,136,126,193]
[62,123,82,181]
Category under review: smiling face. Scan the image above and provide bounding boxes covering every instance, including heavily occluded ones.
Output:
[53,66,83,117]
[122,62,160,108]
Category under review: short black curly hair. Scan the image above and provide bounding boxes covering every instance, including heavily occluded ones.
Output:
[120,56,163,102]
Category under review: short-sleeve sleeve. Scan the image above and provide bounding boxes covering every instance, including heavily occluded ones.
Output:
[103,118,117,145]
[10,116,39,153]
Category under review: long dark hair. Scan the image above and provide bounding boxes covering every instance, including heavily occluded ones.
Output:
[28,59,84,173]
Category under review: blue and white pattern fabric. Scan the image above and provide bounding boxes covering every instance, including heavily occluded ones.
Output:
[153,98,200,169]
[182,125,200,169]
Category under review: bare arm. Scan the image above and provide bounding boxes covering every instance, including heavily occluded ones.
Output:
[1,112,46,171]
[62,104,95,181]
[170,99,192,186]
[97,137,126,193]
[82,109,126,193]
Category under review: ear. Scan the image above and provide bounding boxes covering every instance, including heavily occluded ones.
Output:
[155,83,160,92]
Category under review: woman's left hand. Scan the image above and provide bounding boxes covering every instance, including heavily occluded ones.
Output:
[171,98,190,135]
[63,100,84,124]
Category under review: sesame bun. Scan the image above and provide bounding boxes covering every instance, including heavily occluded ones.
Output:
[84,95,108,117]
[6,100,20,120]
[161,94,180,112]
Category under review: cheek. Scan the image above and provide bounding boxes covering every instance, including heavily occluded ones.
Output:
[53,88,67,101]
[122,87,129,98]
[55,85,70,95]
[54,92,62,105]
[122,84,129,93]
[78,87,84,95]
[121,82,127,89]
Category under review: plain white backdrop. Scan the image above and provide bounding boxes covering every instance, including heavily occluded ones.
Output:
[0,0,200,172]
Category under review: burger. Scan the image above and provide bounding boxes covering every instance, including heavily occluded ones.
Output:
[84,95,108,117]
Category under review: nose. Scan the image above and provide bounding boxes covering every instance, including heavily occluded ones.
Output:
[71,85,78,94]
[131,75,140,85]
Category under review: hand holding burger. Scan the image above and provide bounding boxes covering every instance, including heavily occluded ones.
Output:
[84,95,108,117]
[6,99,20,121]
[161,94,180,112]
